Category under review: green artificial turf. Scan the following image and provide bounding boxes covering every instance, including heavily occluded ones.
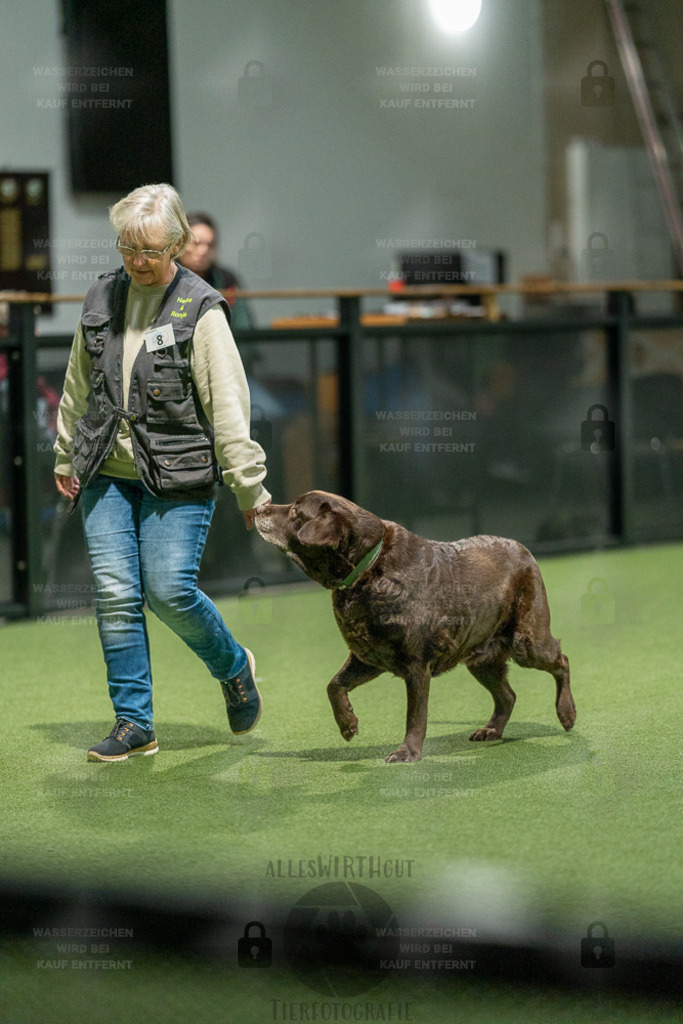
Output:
[1,542,681,1022]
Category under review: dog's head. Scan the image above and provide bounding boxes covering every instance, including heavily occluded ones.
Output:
[255,490,384,590]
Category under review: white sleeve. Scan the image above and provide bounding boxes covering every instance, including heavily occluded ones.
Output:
[190,306,271,511]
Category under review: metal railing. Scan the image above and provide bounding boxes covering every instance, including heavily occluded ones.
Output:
[1,281,682,620]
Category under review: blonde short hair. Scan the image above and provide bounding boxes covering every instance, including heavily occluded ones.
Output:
[109,183,192,256]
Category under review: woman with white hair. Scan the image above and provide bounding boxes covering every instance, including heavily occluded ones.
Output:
[54,183,271,761]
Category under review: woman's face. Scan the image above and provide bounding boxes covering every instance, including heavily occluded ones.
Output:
[179,222,216,276]
[117,230,179,287]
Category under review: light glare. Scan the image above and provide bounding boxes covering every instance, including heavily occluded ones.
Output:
[428,0,482,33]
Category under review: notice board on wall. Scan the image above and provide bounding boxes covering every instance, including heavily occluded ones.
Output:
[0,172,51,297]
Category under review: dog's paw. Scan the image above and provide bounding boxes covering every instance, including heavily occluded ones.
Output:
[557,696,577,731]
[385,747,422,763]
[469,727,503,742]
[339,717,359,742]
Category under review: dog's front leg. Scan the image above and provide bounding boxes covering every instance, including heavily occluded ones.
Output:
[386,666,431,763]
[327,653,381,742]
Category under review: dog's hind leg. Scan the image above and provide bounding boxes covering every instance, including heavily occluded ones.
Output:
[327,653,381,742]
[552,650,575,731]
[510,567,576,732]
[466,661,516,741]
[513,639,575,732]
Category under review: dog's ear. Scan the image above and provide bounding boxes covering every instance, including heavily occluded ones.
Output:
[297,503,347,549]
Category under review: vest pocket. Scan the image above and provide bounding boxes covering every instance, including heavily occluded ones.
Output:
[148,434,217,492]
[81,313,111,356]
[146,380,194,425]
[72,415,117,483]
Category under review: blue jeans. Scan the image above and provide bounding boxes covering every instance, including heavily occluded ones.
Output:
[81,475,247,731]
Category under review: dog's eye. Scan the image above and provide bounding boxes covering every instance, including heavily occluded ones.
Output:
[291,509,306,532]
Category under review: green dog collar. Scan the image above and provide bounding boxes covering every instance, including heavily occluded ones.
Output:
[336,537,384,591]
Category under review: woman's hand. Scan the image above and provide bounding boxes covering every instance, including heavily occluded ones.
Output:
[242,498,271,530]
[54,473,80,500]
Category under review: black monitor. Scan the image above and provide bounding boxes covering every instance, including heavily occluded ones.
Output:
[398,247,506,303]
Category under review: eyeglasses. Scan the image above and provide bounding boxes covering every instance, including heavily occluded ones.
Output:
[116,238,173,261]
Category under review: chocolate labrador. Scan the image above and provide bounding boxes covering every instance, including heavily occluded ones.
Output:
[255,491,575,762]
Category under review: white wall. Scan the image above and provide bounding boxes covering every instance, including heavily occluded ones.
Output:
[1,0,548,332]
[1,1,122,333]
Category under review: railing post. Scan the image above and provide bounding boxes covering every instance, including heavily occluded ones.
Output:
[337,295,363,501]
[606,289,633,543]
[9,302,43,616]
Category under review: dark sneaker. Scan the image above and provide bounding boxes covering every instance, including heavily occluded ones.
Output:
[220,648,262,734]
[87,719,159,762]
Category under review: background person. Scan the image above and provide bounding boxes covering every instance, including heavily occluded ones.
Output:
[53,183,270,762]
[179,212,254,330]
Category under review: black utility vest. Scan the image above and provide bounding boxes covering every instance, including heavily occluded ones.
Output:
[71,264,231,501]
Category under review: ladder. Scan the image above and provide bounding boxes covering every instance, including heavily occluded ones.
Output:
[604,0,683,274]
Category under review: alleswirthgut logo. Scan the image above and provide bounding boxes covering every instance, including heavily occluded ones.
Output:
[283,882,399,997]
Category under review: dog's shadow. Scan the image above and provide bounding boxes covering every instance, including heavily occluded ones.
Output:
[256,721,588,786]
[31,720,591,798]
